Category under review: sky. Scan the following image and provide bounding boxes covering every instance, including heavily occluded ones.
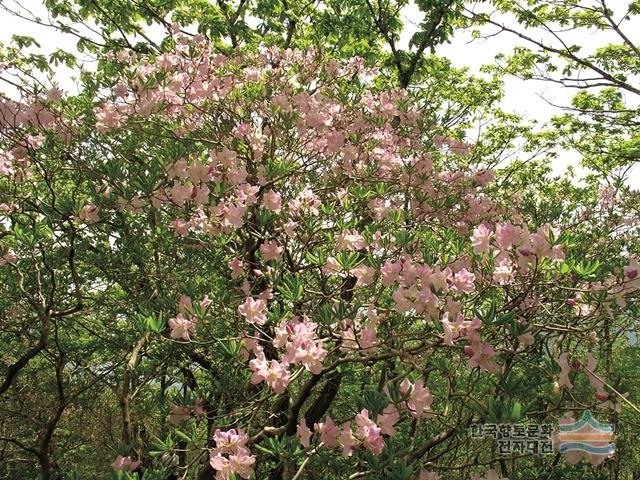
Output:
[0,0,638,186]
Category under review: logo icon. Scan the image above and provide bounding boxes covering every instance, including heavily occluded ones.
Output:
[558,411,615,458]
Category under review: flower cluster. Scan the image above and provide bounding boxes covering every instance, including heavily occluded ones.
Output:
[167,295,211,341]
[209,429,256,480]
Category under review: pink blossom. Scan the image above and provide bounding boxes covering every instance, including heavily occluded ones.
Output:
[471,224,492,254]
[297,418,313,447]
[237,297,268,325]
[282,219,297,237]
[111,455,141,472]
[485,469,508,480]
[451,268,475,294]
[517,332,535,346]
[236,183,259,206]
[381,260,402,287]
[171,181,191,207]
[599,185,616,209]
[399,378,434,418]
[116,195,144,214]
[465,342,500,374]
[336,229,366,251]
[290,340,327,374]
[495,223,521,250]
[168,313,196,341]
[229,257,244,279]
[624,258,639,280]
[352,264,376,286]
[189,162,210,183]
[209,450,255,480]
[441,313,481,346]
[193,185,210,206]
[316,415,340,448]
[77,203,99,224]
[0,250,18,266]
[168,404,190,425]
[288,188,321,216]
[263,189,281,212]
[95,103,122,132]
[322,256,344,276]
[249,349,290,393]
[354,409,384,454]
[220,203,245,230]
[194,398,204,417]
[493,259,514,285]
[377,405,400,436]
[260,240,283,262]
[339,423,357,458]
[170,219,190,236]
[585,352,607,399]
[213,428,249,454]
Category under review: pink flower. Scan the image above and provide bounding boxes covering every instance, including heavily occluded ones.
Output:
[471,224,492,254]
[169,219,190,236]
[189,162,210,183]
[465,342,500,374]
[441,313,481,346]
[77,203,99,224]
[493,259,514,285]
[316,415,340,448]
[95,103,122,132]
[339,423,357,458]
[585,352,607,400]
[220,203,245,230]
[209,450,255,480]
[288,188,321,216]
[249,349,290,393]
[290,340,327,374]
[263,189,281,212]
[168,404,191,425]
[237,297,268,325]
[297,418,313,447]
[212,428,249,454]
[377,405,400,436]
[0,250,18,266]
[170,181,191,207]
[111,455,141,472]
[399,378,434,418]
[234,122,251,137]
[451,268,475,294]
[236,183,259,206]
[352,264,376,286]
[336,229,366,251]
[495,223,521,250]
[556,352,573,389]
[168,313,196,341]
[485,469,508,480]
[229,257,244,279]
[322,256,344,276]
[282,219,297,237]
[381,260,402,287]
[355,409,384,454]
[260,240,283,261]
[624,258,639,280]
